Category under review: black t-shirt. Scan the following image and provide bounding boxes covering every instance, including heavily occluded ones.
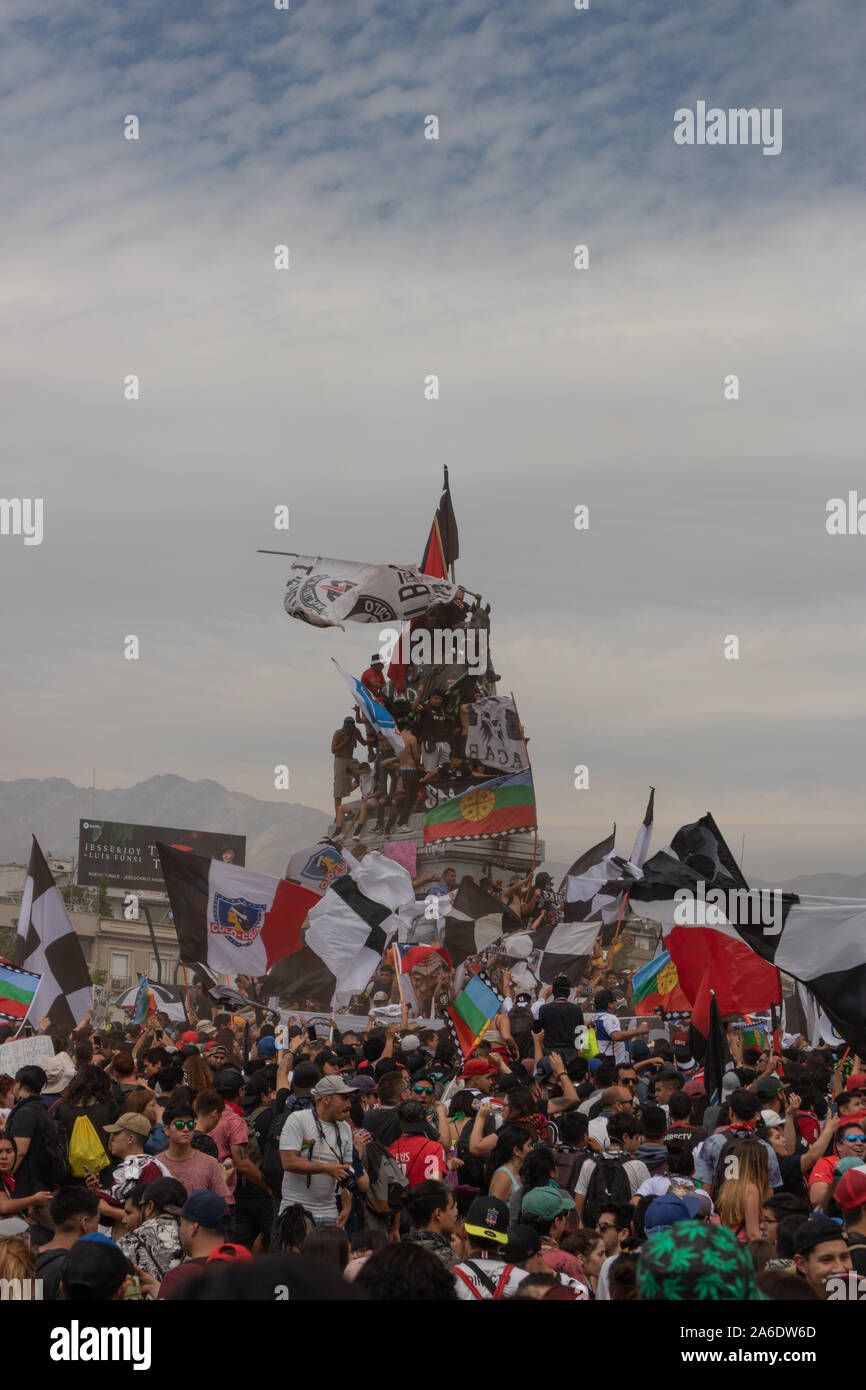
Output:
[776,1151,808,1199]
[6,1095,51,1197]
[538,999,585,1050]
[416,706,452,745]
[847,1232,866,1277]
[36,1245,70,1301]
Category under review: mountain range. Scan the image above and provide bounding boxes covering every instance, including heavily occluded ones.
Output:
[0,775,330,879]
[1,776,861,898]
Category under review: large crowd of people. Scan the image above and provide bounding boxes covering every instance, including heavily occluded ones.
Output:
[2,980,865,1302]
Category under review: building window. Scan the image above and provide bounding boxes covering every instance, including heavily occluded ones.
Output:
[110,951,129,989]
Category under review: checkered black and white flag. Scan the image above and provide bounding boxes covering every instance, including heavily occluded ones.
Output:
[14,836,92,1032]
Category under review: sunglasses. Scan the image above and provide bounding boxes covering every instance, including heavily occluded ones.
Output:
[172,1119,195,1131]
[413,1086,433,1096]
[841,1133,866,1143]
[596,1222,617,1232]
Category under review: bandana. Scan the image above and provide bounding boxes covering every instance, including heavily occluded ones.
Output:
[637,1222,765,1301]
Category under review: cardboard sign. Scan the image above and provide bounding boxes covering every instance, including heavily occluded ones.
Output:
[0,1033,55,1074]
[91,985,111,1030]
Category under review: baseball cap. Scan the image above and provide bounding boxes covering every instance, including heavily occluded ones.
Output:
[464,1195,510,1246]
[103,1113,152,1138]
[342,717,355,727]
[206,1242,253,1264]
[396,1099,428,1130]
[346,1074,377,1095]
[461,1058,495,1080]
[846,1073,866,1093]
[180,1030,200,1045]
[400,1035,421,1052]
[760,1109,785,1129]
[214,1068,244,1094]
[180,1191,233,1230]
[197,1021,216,1037]
[369,654,383,665]
[684,1078,707,1097]
[311,1075,356,1099]
[62,1235,134,1300]
[494,1072,525,1093]
[644,1194,705,1233]
[371,992,389,1006]
[792,1215,845,1255]
[520,1186,574,1221]
[729,1088,762,1119]
[755,1075,783,1099]
[834,1165,866,1211]
[256,1036,277,1057]
[631,1040,650,1062]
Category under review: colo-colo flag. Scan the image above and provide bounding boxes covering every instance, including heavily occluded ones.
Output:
[158,843,319,976]
[423,770,536,845]
[442,880,523,967]
[491,918,600,986]
[14,836,92,1031]
[283,553,457,629]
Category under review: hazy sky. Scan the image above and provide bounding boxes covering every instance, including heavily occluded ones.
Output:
[2,0,865,881]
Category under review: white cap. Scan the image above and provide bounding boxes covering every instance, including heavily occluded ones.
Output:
[761,1108,785,1128]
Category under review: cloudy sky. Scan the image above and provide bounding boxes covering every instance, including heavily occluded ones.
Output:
[2,0,864,881]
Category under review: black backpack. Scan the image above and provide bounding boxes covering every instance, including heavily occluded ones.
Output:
[262,1095,312,1198]
[553,1144,591,1196]
[23,1099,69,1189]
[508,1005,536,1060]
[453,1126,487,1193]
[583,1152,632,1227]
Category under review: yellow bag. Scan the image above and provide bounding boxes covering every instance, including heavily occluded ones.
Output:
[68,1114,110,1176]
[575,1024,599,1061]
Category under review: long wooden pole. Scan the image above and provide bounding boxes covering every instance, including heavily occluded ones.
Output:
[510,691,538,903]
[606,890,631,961]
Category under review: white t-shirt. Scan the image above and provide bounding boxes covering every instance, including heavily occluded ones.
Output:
[453,1258,528,1300]
[592,1010,627,1065]
[575,1153,650,1200]
[278,1107,353,1219]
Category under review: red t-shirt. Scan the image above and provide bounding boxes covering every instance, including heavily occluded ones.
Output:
[389,1134,446,1186]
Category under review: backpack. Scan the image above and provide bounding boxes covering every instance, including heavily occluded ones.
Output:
[508,1005,536,1060]
[239,1104,268,1188]
[452,1126,487,1193]
[364,1139,409,1214]
[34,1099,69,1188]
[583,1152,633,1227]
[553,1144,591,1196]
[262,1095,312,1198]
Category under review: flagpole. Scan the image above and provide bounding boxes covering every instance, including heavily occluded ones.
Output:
[509,691,538,903]
[181,962,193,1022]
[606,891,631,961]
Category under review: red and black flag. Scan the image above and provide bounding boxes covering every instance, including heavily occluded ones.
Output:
[420,466,459,578]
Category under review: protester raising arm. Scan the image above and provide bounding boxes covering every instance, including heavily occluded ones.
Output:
[546,1053,580,1117]
[468,1102,499,1159]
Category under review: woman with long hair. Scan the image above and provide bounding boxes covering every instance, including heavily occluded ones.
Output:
[302,1225,350,1273]
[716,1136,771,1243]
[486,1125,534,1202]
[181,1054,214,1095]
[53,1064,119,1178]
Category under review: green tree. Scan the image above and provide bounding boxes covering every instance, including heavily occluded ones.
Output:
[90,968,108,987]
[0,924,17,960]
[97,876,113,919]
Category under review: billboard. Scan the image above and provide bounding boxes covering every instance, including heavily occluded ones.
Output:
[77,820,246,893]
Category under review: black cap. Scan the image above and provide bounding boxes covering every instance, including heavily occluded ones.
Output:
[465,1195,510,1246]
[370,655,384,665]
[792,1215,846,1256]
[60,1237,133,1300]
[214,1068,244,1095]
[729,1088,762,1119]
[494,1073,524,1094]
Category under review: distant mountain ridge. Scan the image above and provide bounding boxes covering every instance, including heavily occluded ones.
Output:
[0,775,330,878]
[540,861,866,900]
